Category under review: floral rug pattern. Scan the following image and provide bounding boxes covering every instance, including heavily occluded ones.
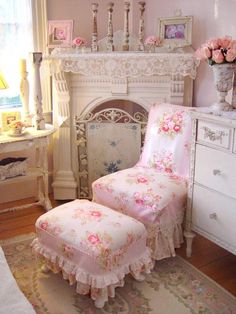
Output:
[1,234,236,314]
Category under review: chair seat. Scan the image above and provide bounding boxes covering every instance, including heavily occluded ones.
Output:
[92,166,187,259]
[93,166,187,225]
[32,199,153,308]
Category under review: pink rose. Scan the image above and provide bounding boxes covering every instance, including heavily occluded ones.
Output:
[137,175,148,183]
[173,125,181,132]
[212,49,224,63]
[90,210,102,217]
[88,234,101,245]
[40,221,48,230]
[165,167,173,173]
[219,36,232,49]
[225,49,236,62]
[195,46,211,61]
[206,38,220,50]
[162,125,169,132]
[55,29,65,40]
[72,37,87,47]
[145,36,161,46]
[229,40,236,50]
[175,31,184,39]
[135,198,144,205]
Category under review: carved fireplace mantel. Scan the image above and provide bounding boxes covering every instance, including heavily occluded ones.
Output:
[46,48,199,199]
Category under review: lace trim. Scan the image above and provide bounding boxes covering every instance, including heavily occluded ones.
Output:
[45,51,199,79]
[31,239,153,291]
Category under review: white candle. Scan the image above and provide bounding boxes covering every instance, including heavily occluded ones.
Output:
[19,59,27,73]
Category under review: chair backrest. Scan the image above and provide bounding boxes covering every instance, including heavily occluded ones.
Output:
[136,103,192,179]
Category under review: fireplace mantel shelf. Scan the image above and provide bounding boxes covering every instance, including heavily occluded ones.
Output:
[45,47,199,79]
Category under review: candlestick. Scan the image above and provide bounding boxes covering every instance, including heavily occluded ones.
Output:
[91,3,99,52]
[138,1,146,51]
[19,69,30,125]
[122,1,130,51]
[29,52,45,130]
[19,59,26,73]
[107,2,114,51]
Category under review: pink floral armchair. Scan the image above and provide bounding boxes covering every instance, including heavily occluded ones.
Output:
[92,103,192,260]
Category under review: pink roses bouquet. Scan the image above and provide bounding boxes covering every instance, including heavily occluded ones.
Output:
[195,36,236,65]
[72,36,87,47]
[144,36,161,46]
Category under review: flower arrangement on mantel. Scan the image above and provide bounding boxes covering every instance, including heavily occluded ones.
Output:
[195,36,236,65]
[72,37,87,48]
[144,36,161,52]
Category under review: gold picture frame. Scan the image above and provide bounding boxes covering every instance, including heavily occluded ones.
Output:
[1,111,21,131]
[158,15,193,48]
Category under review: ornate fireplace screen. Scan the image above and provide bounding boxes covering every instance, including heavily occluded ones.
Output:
[75,107,148,199]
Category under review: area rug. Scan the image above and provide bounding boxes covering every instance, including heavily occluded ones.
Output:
[1,234,236,314]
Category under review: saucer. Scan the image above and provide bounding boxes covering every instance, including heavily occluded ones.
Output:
[7,131,28,137]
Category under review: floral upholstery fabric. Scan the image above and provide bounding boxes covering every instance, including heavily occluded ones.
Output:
[31,200,153,307]
[92,103,192,260]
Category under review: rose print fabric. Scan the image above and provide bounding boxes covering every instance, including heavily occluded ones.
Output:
[32,200,153,305]
[92,103,192,260]
[137,103,192,178]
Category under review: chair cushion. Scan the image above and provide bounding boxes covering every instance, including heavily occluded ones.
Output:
[92,167,187,227]
[32,200,152,289]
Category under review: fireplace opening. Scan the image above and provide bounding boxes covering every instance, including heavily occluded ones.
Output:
[75,99,148,198]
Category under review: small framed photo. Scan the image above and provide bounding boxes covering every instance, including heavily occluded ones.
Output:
[1,111,21,131]
[158,16,193,48]
[48,20,73,48]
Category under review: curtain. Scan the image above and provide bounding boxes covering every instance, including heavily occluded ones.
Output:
[0,0,34,106]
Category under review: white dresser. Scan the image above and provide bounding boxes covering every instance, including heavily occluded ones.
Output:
[185,108,236,257]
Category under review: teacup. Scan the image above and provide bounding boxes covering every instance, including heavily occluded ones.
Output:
[9,121,26,136]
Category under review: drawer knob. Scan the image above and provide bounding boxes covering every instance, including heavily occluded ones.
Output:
[213,169,221,176]
[209,213,217,220]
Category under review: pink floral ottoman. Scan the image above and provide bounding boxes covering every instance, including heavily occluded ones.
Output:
[31,199,153,308]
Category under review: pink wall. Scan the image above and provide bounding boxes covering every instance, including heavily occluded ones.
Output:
[47,0,236,107]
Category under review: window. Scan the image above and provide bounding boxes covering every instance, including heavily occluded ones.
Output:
[0,0,50,117]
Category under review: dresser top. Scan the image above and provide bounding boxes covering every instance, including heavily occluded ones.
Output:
[190,107,236,126]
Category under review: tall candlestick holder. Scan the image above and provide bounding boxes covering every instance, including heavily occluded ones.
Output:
[122,1,130,51]
[107,2,114,51]
[30,52,45,130]
[19,64,31,126]
[138,1,146,51]
[91,3,99,52]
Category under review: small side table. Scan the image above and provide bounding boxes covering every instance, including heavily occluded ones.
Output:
[0,125,55,214]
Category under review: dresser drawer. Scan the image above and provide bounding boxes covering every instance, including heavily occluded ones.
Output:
[195,144,236,198]
[192,185,236,250]
[197,120,233,150]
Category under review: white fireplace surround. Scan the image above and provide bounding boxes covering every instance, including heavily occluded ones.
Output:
[45,45,199,199]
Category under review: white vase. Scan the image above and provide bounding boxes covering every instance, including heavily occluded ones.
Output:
[211,63,236,112]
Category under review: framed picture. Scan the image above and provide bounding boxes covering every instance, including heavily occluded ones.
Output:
[1,111,21,131]
[48,20,73,48]
[158,16,193,48]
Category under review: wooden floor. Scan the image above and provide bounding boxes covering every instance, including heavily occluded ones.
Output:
[1,197,236,297]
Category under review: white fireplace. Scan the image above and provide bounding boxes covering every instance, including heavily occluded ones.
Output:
[46,46,199,199]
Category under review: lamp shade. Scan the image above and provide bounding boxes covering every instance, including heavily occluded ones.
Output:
[0,72,8,89]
